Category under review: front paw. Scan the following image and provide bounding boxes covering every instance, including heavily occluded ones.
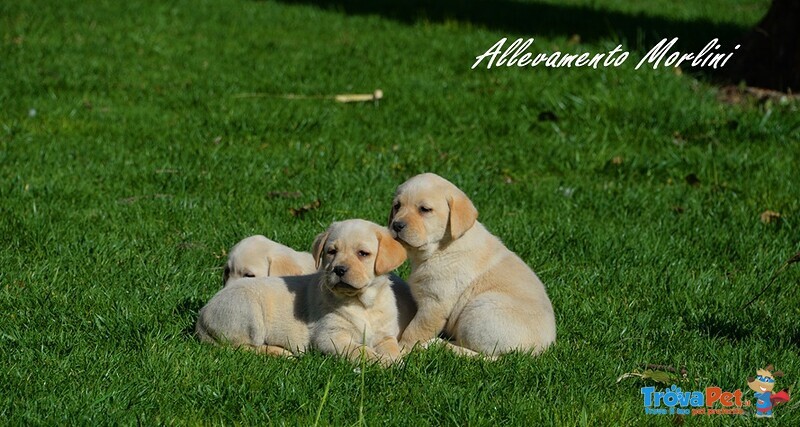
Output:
[378,354,404,368]
[398,339,417,354]
[398,340,428,357]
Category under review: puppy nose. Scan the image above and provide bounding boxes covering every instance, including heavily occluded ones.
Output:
[392,221,406,232]
[333,265,348,277]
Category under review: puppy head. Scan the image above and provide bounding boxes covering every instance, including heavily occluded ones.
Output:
[388,173,478,250]
[224,235,308,285]
[312,219,406,297]
[747,366,782,393]
[224,235,272,284]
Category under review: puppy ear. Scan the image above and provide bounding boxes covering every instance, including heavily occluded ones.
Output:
[267,255,305,277]
[387,202,396,227]
[375,228,407,276]
[447,190,478,240]
[222,263,231,286]
[311,231,330,270]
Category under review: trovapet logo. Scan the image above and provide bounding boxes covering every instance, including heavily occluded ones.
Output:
[746,365,791,418]
[641,385,747,416]
[641,365,791,418]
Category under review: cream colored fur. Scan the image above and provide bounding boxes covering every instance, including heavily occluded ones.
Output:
[197,220,409,366]
[223,235,316,285]
[389,173,556,356]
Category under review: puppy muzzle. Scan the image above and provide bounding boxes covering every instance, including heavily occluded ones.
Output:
[324,275,364,296]
[391,221,406,233]
[334,282,359,292]
[391,232,424,250]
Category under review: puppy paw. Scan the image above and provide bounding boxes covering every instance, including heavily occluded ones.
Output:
[420,337,443,349]
[421,338,499,360]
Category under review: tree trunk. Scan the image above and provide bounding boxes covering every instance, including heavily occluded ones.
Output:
[721,0,800,93]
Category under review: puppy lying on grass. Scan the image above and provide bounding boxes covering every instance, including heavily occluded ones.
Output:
[389,173,556,356]
[197,220,409,366]
[223,235,316,285]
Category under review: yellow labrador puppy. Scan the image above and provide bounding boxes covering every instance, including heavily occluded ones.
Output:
[223,235,316,285]
[196,220,408,365]
[389,173,556,356]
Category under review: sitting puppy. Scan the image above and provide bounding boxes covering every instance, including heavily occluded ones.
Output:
[196,220,408,365]
[223,235,316,285]
[389,173,556,356]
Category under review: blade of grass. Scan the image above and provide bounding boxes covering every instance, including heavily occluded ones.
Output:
[313,375,334,427]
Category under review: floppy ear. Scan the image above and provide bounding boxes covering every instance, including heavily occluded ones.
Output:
[222,263,232,286]
[447,190,478,240]
[311,231,330,270]
[375,228,407,276]
[387,202,396,227]
[267,255,305,277]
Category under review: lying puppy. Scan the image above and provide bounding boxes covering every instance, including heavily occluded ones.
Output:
[223,235,316,285]
[223,235,416,334]
[389,173,556,356]
[196,220,408,365]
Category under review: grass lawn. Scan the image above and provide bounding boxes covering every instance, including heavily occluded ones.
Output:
[2,0,800,424]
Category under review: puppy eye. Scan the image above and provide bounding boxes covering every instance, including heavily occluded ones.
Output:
[393,202,401,210]
[326,248,337,255]
[358,250,371,257]
[419,206,433,213]
[243,272,255,278]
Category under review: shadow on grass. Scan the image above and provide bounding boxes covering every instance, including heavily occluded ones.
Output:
[689,313,752,343]
[271,0,751,50]
[688,309,800,350]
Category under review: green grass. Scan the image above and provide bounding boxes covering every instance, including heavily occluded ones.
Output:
[2,0,800,424]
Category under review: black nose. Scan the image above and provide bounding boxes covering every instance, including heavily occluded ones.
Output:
[392,221,406,232]
[333,265,348,277]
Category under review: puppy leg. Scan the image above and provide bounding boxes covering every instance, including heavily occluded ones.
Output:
[422,337,496,359]
[398,302,449,352]
[350,345,395,367]
[316,332,383,365]
[373,336,401,364]
[243,344,295,357]
[456,293,553,355]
